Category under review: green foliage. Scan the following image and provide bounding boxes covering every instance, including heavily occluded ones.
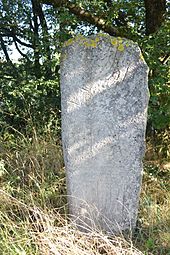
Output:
[0,0,169,141]
[140,21,170,131]
[0,77,61,135]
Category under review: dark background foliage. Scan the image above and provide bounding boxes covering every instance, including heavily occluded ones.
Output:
[0,0,169,157]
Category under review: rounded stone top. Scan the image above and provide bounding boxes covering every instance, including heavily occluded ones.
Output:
[62,33,147,65]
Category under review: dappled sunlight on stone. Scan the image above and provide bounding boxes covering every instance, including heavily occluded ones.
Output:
[61,34,149,233]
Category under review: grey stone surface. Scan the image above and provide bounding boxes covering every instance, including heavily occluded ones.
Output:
[60,34,149,233]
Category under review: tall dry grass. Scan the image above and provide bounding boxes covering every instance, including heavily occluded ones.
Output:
[0,130,169,254]
[0,189,144,255]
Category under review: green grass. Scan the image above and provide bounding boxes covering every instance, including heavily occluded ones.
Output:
[136,163,170,255]
[0,130,169,255]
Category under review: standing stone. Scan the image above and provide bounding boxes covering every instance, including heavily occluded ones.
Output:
[60,34,149,233]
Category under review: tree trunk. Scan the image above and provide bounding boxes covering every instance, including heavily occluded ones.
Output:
[31,0,41,78]
[144,0,166,35]
[33,0,53,78]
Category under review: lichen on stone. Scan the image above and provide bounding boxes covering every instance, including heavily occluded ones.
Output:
[63,35,101,48]
[83,38,98,48]
[97,33,110,38]
[63,33,134,53]
[125,42,130,47]
[111,38,118,46]
[117,44,125,52]
[64,38,74,47]
[117,37,123,43]
[63,35,84,47]
[139,52,145,62]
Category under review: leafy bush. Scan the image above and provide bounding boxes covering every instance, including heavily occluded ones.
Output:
[0,77,61,136]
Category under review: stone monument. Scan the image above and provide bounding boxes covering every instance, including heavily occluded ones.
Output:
[60,34,149,233]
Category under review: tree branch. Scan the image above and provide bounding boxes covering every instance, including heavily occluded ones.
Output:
[0,28,33,48]
[41,0,127,38]
[31,0,41,78]
[0,35,20,78]
[33,0,52,78]
[13,39,31,62]
[13,35,34,48]
[0,35,11,62]
[41,0,167,38]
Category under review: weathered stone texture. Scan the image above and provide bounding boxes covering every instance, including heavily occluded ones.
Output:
[60,34,149,233]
